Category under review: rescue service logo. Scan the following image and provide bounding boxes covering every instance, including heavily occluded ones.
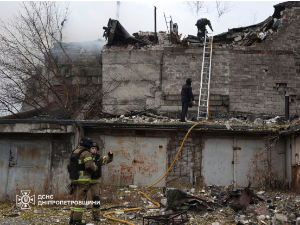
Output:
[16,190,35,209]
[16,190,100,208]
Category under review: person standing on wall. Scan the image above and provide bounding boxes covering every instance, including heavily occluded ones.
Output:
[181,77,196,122]
[68,136,98,225]
[89,142,113,221]
[196,18,213,40]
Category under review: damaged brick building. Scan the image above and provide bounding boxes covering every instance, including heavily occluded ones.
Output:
[1,1,300,201]
[102,2,300,119]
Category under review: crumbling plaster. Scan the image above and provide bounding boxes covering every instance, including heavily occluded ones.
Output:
[0,122,75,133]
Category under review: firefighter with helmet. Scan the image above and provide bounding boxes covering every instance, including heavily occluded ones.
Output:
[195,18,213,40]
[68,136,98,225]
[89,142,113,221]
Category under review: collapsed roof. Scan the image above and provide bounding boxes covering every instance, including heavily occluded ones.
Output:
[103,18,151,46]
[102,1,300,47]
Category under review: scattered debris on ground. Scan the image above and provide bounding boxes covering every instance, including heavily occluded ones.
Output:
[1,184,300,225]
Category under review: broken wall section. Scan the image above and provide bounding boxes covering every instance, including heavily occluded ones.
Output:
[101,6,300,119]
[102,49,163,115]
[250,5,300,52]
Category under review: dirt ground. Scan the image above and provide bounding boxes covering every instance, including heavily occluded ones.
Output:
[0,185,299,225]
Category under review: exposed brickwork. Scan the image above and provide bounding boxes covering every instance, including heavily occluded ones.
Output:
[49,40,103,86]
[102,6,300,119]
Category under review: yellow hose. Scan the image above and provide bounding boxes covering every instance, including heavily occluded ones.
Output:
[103,120,209,224]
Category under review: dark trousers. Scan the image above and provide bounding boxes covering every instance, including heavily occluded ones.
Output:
[181,101,189,122]
[197,29,206,39]
[89,181,101,218]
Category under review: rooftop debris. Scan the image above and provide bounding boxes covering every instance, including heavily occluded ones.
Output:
[213,16,280,47]
[90,112,298,128]
[103,18,150,46]
[103,2,300,50]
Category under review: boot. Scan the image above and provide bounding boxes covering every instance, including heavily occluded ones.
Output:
[73,221,86,225]
[69,219,73,224]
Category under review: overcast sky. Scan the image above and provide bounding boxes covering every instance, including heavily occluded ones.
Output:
[0,1,282,43]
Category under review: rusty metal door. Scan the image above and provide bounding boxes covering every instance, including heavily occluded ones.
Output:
[202,137,265,187]
[0,142,10,200]
[292,165,300,193]
[4,140,51,199]
[235,139,265,187]
[133,137,167,187]
[100,135,168,187]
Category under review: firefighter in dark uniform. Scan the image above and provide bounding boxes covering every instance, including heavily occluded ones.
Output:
[181,78,196,122]
[89,142,113,221]
[195,18,213,39]
[68,137,98,225]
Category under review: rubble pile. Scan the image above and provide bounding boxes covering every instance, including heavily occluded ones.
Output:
[213,16,281,48]
[1,184,300,224]
[94,113,298,128]
[102,2,300,51]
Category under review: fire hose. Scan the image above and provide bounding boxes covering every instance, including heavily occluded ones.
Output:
[103,120,209,224]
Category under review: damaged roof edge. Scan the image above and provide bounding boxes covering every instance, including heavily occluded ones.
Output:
[0,119,281,134]
[272,1,300,18]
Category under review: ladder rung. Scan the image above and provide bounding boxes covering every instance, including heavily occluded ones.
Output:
[199,35,212,121]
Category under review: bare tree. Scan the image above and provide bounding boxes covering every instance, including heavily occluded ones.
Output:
[250,10,258,25]
[184,1,211,18]
[215,1,234,19]
[0,2,82,117]
[185,1,234,20]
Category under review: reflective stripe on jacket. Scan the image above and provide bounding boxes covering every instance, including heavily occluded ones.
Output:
[90,154,113,183]
[71,146,98,182]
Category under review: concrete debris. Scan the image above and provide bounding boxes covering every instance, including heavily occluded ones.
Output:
[128,213,136,220]
[213,16,281,47]
[254,118,264,126]
[93,111,296,129]
[2,184,300,224]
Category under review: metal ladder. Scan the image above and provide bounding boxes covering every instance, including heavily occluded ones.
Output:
[197,31,213,120]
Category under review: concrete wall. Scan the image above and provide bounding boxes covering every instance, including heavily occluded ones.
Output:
[102,50,163,114]
[102,6,300,119]
[0,121,290,200]
[85,127,284,188]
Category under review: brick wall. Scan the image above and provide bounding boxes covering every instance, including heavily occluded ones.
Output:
[49,40,103,86]
[102,6,300,119]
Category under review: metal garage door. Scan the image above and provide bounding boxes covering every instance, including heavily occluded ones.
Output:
[100,135,168,187]
[0,140,51,200]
